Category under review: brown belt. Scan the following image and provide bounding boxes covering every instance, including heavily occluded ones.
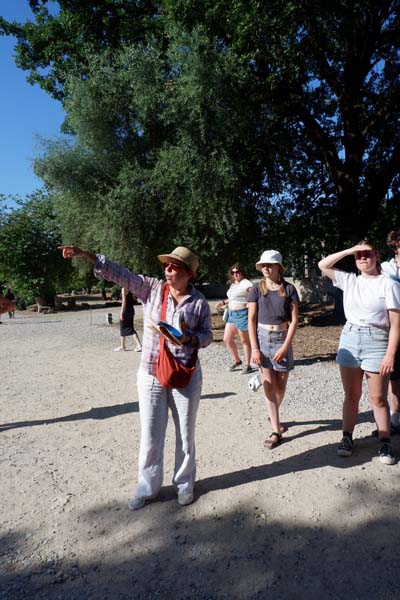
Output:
[258,322,288,332]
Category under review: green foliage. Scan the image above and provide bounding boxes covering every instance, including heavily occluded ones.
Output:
[0,192,72,301]
[34,30,262,279]
[168,0,400,247]
[0,1,163,101]
[3,1,400,274]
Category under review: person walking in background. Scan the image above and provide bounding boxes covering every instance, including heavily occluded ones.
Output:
[5,288,15,318]
[114,287,142,352]
[216,263,253,374]
[59,244,212,510]
[248,250,299,449]
[0,293,16,322]
[319,240,400,464]
[381,228,400,435]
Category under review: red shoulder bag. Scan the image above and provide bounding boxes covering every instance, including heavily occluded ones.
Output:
[156,285,198,389]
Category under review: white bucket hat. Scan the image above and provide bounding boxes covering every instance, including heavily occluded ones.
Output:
[255,250,284,271]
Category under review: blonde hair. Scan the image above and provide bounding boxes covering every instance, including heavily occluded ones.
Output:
[259,266,287,297]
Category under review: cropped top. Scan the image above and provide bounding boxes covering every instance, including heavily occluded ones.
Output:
[247,282,299,325]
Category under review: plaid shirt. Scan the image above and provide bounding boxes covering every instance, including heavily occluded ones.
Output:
[95,255,213,375]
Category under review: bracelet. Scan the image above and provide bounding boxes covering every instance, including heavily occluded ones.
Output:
[252,348,260,352]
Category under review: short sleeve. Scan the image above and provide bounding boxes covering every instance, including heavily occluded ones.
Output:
[333,270,355,291]
[247,284,259,302]
[385,279,400,311]
[287,283,300,304]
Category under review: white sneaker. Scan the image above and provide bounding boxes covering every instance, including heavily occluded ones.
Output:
[134,346,142,352]
[178,491,194,506]
[114,347,125,352]
[378,442,395,465]
[127,496,146,510]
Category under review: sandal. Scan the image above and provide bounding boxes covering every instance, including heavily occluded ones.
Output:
[263,432,282,449]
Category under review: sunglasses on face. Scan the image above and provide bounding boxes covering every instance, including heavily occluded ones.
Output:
[231,270,241,275]
[164,262,188,272]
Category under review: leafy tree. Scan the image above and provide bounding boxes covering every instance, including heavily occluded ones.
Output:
[3,1,400,271]
[0,192,72,304]
[167,0,400,248]
[0,0,162,102]
[34,31,263,280]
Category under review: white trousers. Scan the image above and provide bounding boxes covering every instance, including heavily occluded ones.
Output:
[135,365,202,499]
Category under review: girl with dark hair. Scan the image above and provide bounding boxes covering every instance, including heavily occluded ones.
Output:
[248,250,299,449]
[216,263,254,374]
[319,241,400,464]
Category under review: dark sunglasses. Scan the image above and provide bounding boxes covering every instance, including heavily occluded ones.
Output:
[165,261,189,272]
[231,270,241,275]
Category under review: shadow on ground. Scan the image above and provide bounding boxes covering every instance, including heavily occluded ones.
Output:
[0,392,236,432]
[0,402,139,432]
[2,479,399,600]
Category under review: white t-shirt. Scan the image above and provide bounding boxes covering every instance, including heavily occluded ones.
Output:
[333,270,400,329]
[227,278,253,304]
[381,258,400,283]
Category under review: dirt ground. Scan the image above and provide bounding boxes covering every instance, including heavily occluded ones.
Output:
[2,299,399,600]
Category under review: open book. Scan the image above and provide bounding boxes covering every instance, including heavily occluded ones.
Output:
[149,320,184,345]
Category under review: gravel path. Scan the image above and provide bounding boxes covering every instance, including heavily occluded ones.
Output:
[1,307,399,600]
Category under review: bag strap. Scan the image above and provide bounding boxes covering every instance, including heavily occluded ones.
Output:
[158,284,169,353]
[158,283,197,366]
[160,283,169,320]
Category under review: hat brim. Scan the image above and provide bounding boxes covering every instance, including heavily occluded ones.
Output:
[157,253,197,278]
[255,261,284,271]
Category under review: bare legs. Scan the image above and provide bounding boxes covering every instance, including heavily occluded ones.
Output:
[261,368,289,435]
[389,380,400,428]
[339,366,390,437]
[115,333,142,352]
[238,329,251,367]
[133,333,142,351]
[223,323,251,367]
[339,367,363,433]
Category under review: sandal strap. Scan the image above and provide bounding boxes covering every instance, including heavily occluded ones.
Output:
[270,432,282,440]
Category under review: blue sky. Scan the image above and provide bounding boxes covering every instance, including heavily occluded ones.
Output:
[0,1,65,200]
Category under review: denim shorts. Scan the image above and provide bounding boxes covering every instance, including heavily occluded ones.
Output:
[257,327,294,372]
[226,308,248,331]
[336,322,389,373]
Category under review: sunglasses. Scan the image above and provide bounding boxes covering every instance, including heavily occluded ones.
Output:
[164,261,189,272]
[231,270,241,275]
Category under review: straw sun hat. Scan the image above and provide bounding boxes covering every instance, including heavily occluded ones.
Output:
[157,246,199,278]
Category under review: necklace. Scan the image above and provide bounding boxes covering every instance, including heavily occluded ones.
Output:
[265,279,280,291]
